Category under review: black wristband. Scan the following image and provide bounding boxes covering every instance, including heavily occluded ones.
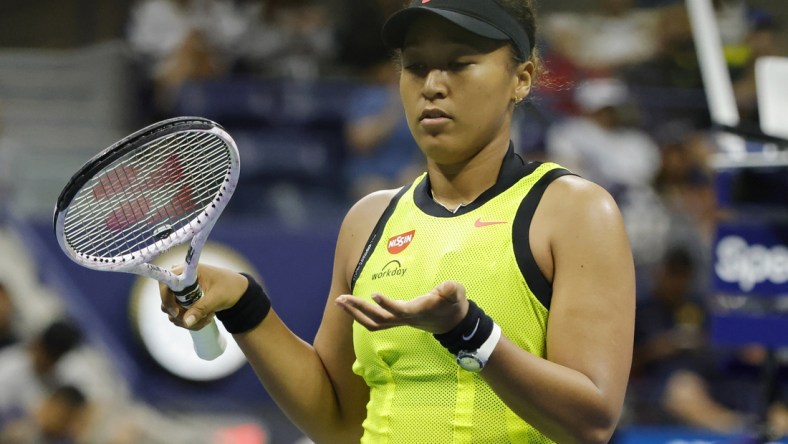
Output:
[215,273,271,334]
[433,300,494,355]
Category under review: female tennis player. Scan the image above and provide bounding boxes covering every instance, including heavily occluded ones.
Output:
[162,0,635,442]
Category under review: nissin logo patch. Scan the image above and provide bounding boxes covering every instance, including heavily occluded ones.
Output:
[387,230,415,254]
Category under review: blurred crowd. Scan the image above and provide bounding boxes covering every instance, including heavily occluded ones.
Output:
[0,0,787,441]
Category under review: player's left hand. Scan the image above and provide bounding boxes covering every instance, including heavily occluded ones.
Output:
[335,280,469,334]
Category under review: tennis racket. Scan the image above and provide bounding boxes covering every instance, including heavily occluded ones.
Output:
[53,116,240,361]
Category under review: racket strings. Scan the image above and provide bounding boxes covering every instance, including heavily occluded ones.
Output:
[66,137,223,255]
[66,136,227,257]
[63,131,232,260]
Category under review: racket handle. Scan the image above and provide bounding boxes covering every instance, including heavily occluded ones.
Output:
[190,320,227,361]
[174,281,227,361]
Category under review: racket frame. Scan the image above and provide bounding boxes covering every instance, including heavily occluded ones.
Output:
[53,116,240,360]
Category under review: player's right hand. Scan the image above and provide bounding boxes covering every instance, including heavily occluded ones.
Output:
[159,264,248,330]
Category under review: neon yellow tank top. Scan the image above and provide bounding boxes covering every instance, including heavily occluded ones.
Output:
[351,147,570,443]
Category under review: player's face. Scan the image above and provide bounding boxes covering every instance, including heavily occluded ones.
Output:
[399,16,531,165]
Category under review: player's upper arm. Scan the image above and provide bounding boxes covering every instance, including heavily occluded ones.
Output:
[312,189,400,425]
[537,175,635,407]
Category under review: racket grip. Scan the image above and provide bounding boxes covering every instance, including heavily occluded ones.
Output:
[174,281,227,361]
[190,320,227,361]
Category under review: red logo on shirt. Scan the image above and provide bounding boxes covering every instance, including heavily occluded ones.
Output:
[387,230,415,254]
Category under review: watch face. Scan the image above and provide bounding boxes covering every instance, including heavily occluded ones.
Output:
[129,242,254,381]
[456,353,483,372]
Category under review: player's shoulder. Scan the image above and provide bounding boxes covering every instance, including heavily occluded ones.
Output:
[547,173,613,201]
[350,187,401,217]
[541,174,622,222]
[334,188,404,276]
[340,188,402,238]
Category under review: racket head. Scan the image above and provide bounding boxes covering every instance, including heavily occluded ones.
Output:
[53,116,240,279]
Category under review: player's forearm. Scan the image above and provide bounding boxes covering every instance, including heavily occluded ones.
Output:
[482,338,624,444]
[234,310,362,443]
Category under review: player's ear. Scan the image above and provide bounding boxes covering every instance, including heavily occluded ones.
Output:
[512,60,533,103]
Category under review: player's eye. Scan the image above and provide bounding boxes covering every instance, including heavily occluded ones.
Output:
[447,61,470,72]
[404,62,429,76]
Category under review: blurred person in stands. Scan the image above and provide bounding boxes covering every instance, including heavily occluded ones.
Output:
[609,121,716,289]
[541,0,662,76]
[692,0,788,150]
[334,0,402,77]
[630,246,719,426]
[0,319,164,443]
[333,0,425,202]
[0,318,82,426]
[0,99,18,226]
[0,384,156,444]
[652,123,718,251]
[0,282,19,350]
[619,3,710,132]
[732,9,786,131]
[161,0,636,442]
[631,246,788,436]
[126,0,247,118]
[544,77,660,200]
[0,385,88,444]
[713,0,754,71]
[232,0,337,80]
[342,54,425,202]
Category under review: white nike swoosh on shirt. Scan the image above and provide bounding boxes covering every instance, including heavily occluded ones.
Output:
[462,318,481,341]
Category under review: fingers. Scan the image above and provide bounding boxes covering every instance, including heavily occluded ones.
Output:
[158,264,213,331]
[182,300,216,329]
[160,297,214,330]
[336,295,403,331]
[159,282,181,320]
[435,280,465,302]
[369,293,408,316]
[158,265,184,316]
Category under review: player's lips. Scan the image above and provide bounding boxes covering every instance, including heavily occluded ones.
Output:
[419,108,451,123]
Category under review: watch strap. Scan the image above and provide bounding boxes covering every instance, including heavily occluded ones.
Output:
[473,322,502,365]
[456,322,502,371]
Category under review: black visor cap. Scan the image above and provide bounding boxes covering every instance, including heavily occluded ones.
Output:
[381,0,531,60]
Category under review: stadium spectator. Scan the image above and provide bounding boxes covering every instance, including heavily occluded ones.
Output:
[126,0,247,118]
[630,246,743,431]
[0,315,133,428]
[714,0,751,69]
[0,282,18,350]
[619,3,711,132]
[342,58,424,202]
[0,318,186,443]
[652,123,718,248]
[544,77,661,199]
[631,246,788,435]
[541,0,662,75]
[0,385,88,444]
[0,100,18,226]
[0,383,171,444]
[0,319,83,425]
[333,0,402,77]
[732,9,786,131]
[232,0,338,80]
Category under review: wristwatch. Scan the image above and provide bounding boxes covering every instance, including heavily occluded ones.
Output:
[456,323,502,372]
